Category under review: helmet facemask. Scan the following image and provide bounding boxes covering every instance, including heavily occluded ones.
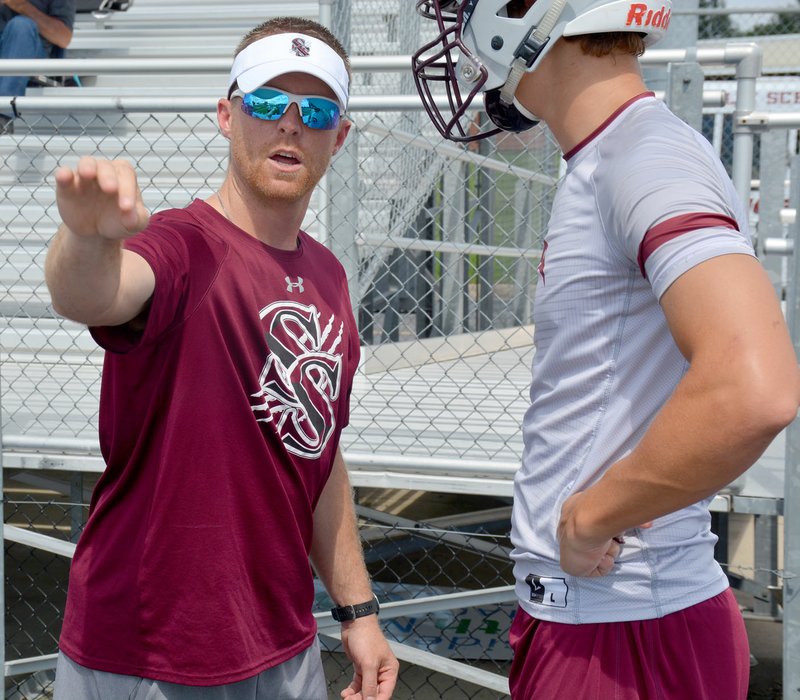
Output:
[411,0,671,143]
[412,0,552,142]
[412,0,504,142]
[411,0,555,142]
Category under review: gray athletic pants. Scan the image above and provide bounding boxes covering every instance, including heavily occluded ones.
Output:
[53,637,327,700]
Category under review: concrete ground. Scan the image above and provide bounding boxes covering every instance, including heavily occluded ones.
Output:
[746,615,784,700]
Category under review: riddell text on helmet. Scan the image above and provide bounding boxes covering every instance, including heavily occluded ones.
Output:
[625,3,671,29]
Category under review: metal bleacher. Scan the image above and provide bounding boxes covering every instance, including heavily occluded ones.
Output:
[48,0,320,89]
[5,6,783,506]
[3,4,797,698]
[5,5,789,504]
[3,0,325,247]
[1,7,522,695]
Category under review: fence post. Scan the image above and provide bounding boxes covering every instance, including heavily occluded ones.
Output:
[748,118,785,621]
[327,131,362,320]
[783,154,800,700]
[731,43,761,210]
[318,0,332,33]
[642,0,698,93]
[319,0,360,319]
[511,179,533,325]
[0,382,4,684]
[330,0,351,57]
[759,130,791,295]
[754,514,780,619]
[475,131,496,330]
[437,165,467,336]
[666,61,704,132]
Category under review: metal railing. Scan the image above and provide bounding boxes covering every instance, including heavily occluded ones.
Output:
[2,42,794,699]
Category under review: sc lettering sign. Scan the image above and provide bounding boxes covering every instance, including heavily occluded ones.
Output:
[766,91,800,106]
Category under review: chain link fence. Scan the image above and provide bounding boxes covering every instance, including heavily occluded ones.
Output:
[1,98,556,698]
[2,0,799,697]
[670,1,800,206]
[1,1,553,691]
[2,482,515,699]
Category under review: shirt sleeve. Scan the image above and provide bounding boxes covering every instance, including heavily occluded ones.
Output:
[48,0,76,30]
[90,213,195,353]
[596,124,755,300]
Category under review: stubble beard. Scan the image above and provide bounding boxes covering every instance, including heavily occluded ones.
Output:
[258,168,320,204]
[232,141,327,207]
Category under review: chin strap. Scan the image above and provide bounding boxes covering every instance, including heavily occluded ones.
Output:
[513,96,539,122]
[499,0,570,105]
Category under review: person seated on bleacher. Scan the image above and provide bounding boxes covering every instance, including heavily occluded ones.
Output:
[0,0,76,133]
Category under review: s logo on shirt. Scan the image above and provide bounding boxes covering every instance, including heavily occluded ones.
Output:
[251,301,343,459]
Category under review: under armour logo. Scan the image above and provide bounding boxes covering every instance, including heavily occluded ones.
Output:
[291,37,311,57]
[285,276,305,293]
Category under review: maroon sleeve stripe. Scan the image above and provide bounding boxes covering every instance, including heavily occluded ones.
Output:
[636,212,739,277]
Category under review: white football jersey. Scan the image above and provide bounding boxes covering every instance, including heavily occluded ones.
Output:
[511,94,756,623]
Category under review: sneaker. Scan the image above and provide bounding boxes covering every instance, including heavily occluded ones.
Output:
[0,115,14,134]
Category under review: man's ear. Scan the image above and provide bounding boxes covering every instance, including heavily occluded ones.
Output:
[217,98,234,140]
[332,118,352,155]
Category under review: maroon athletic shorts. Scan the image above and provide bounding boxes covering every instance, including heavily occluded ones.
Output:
[508,588,749,699]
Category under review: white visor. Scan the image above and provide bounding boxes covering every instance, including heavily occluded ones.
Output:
[228,33,349,108]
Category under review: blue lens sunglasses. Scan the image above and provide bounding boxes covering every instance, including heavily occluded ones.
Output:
[231,87,342,131]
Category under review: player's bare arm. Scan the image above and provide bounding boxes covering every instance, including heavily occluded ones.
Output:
[559,252,800,575]
[310,449,399,700]
[46,157,154,327]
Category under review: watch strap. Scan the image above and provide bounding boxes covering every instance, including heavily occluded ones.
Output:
[330,594,380,622]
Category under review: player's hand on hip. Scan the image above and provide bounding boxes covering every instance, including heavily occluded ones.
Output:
[55,157,150,239]
[557,492,624,577]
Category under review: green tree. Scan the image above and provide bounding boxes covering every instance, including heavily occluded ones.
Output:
[698,0,739,39]
[747,2,800,36]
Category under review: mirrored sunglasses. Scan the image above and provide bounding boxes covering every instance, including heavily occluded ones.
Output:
[231,87,342,131]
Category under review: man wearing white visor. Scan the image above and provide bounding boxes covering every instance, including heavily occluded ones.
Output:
[47,16,398,700]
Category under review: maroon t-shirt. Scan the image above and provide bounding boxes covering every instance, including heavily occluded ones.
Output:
[58,200,360,685]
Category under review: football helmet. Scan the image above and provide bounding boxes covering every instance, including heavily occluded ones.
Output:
[411,0,672,141]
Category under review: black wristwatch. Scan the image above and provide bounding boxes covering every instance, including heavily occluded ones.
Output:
[330,594,380,622]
